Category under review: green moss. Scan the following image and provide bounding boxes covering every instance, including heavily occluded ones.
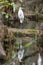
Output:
[14,32,25,37]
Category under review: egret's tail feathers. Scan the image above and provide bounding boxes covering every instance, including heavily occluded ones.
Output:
[20,20,23,23]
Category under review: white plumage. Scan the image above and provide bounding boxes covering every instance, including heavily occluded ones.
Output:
[37,53,42,65]
[18,49,24,62]
[18,7,24,23]
[20,44,23,49]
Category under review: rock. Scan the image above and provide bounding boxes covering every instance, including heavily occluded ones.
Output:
[9,62,15,65]
[0,42,6,64]
[0,42,6,56]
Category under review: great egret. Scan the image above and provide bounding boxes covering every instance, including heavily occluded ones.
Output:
[18,7,24,24]
[18,49,24,62]
[37,53,42,65]
[18,43,24,62]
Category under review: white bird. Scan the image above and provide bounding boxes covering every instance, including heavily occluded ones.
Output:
[18,7,24,24]
[18,49,24,62]
[37,53,42,65]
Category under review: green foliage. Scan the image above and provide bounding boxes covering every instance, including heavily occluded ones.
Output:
[0,0,7,2]
[24,42,32,48]
[19,0,23,2]
[0,0,21,19]
[14,32,24,37]
[12,50,17,59]
[15,41,33,50]
[0,0,22,10]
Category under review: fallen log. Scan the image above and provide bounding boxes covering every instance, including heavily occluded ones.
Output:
[0,25,39,33]
[0,25,39,37]
[8,28,39,35]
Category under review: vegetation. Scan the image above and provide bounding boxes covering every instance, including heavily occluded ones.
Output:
[0,0,43,65]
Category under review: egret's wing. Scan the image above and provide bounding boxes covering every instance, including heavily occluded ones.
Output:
[18,10,24,19]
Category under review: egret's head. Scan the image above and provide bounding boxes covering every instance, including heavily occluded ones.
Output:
[19,7,22,10]
[20,44,23,49]
[38,53,40,57]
